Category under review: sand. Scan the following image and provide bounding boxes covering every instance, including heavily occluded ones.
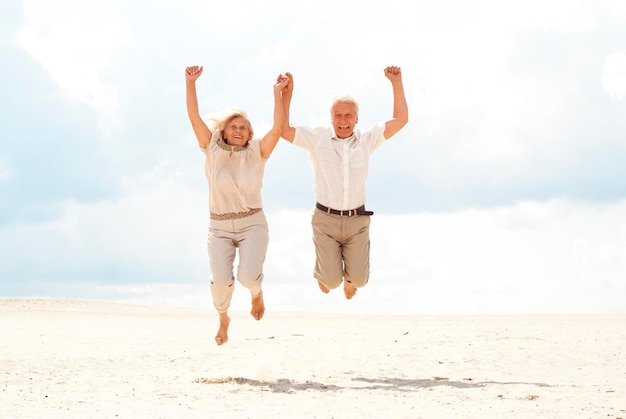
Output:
[1,298,625,418]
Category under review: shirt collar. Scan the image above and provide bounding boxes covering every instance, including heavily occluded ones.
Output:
[331,132,358,142]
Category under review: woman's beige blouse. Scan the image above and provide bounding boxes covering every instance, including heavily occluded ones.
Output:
[202,130,267,215]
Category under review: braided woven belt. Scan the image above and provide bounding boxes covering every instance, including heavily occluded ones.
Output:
[210,208,261,221]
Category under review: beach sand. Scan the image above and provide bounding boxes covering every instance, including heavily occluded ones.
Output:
[1,298,624,418]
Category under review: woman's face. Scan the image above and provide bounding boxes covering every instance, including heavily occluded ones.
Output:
[224,116,251,146]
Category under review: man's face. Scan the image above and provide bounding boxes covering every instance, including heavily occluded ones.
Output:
[331,103,358,139]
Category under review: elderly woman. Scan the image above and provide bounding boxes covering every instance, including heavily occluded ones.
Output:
[185,65,289,345]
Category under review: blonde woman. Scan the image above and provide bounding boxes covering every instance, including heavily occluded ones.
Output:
[185,65,289,345]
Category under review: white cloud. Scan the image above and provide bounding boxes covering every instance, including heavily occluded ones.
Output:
[0,162,208,281]
[602,52,626,100]
[360,200,626,314]
[496,0,596,32]
[495,200,571,229]
[16,0,131,132]
[608,0,626,23]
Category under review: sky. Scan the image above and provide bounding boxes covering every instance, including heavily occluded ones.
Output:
[1,0,625,315]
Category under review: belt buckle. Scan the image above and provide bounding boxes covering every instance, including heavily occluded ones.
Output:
[341,209,353,217]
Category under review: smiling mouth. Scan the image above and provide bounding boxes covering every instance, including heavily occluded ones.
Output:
[338,125,350,130]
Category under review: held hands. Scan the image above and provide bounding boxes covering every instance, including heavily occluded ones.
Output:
[281,72,293,96]
[274,73,290,95]
[384,66,402,83]
[185,65,203,82]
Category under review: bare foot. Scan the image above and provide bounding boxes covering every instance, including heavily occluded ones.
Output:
[343,281,357,299]
[251,290,265,320]
[215,312,230,346]
[317,280,330,294]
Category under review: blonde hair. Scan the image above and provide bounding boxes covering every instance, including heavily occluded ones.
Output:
[206,106,254,140]
[329,94,360,116]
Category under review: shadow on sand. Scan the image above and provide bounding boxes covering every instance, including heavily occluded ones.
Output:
[193,376,550,393]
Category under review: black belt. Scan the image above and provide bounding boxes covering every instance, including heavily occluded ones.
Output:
[316,203,374,217]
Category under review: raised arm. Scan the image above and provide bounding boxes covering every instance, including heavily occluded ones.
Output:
[382,66,409,139]
[259,74,290,158]
[280,72,296,143]
[185,65,212,148]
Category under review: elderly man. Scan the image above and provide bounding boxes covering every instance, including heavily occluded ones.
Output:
[281,66,409,299]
